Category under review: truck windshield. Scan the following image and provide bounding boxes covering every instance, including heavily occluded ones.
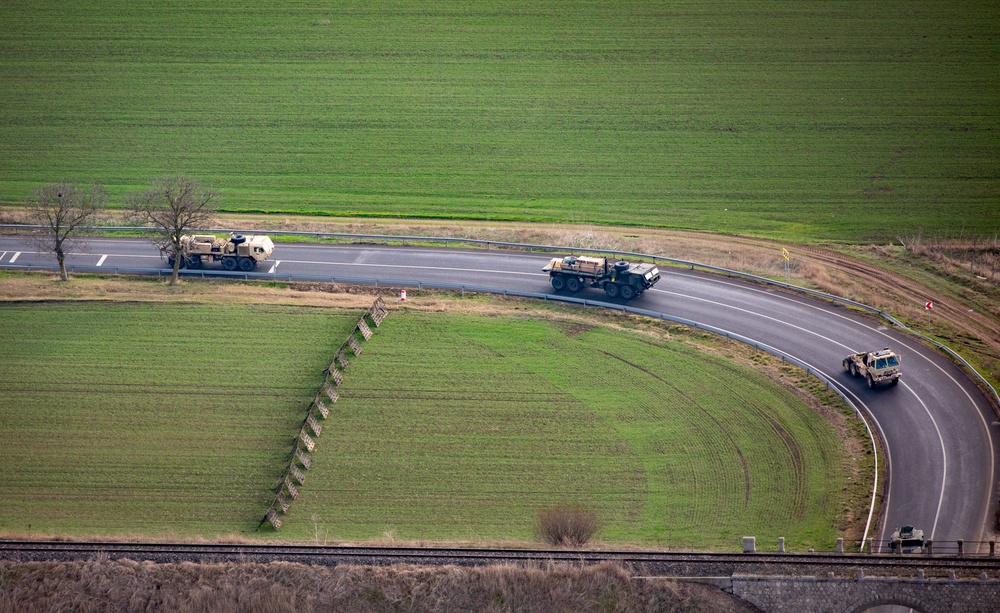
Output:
[875,356,899,369]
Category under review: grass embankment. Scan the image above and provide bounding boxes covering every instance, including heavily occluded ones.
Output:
[1,2,997,242]
[0,276,869,550]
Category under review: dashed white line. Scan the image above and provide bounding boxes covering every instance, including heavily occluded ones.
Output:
[96,255,108,267]
[898,380,948,540]
[655,288,856,352]
[9,252,20,263]
[268,260,281,274]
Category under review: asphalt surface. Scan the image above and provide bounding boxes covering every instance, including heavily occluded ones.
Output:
[2,236,999,551]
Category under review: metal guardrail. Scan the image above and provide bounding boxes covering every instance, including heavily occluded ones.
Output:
[0,257,884,551]
[5,224,999,548]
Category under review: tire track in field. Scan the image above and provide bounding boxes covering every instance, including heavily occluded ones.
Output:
[593,349,751,510]
[760,412,806,519]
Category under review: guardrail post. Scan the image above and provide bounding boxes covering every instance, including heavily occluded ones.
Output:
[957,539,964,556]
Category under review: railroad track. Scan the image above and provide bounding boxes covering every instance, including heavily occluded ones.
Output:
[689,233,1000,362]
[2,541,998,578]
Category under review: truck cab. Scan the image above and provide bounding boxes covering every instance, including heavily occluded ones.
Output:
[843,347,901,388]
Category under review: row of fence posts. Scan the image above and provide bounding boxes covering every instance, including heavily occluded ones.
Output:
[259,296,389,530]
[743,536,998,557]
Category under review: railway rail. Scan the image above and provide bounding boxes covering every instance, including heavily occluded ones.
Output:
[2,541,998,579]
[709,234,1000,362]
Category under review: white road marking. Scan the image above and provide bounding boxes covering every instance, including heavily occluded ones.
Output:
[9,252,20,263]
[96,255,108,267]
[661,270,988,547]
[664,317,885,552]
[656,288,856,352]
[0,252,7,262]
[268,260,281,274]
[277,258,543,277]
[899,381,948,540]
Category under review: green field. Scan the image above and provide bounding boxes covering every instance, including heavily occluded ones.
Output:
[0,301,861,549]
[1,1,997,241]
[0,302,355,537]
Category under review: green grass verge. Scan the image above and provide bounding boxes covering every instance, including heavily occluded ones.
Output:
[1,1,997,242]
[0,300,859,549]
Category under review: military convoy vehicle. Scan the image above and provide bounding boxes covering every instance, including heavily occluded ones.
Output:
[889,525,925,553]
[166,233,275,272]
[843,347,901,388]
[543,255,660,300]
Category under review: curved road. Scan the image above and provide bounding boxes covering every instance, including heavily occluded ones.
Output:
[2,236,998,551]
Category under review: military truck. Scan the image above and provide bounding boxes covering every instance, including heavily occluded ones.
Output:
[843,347,901,388]
[543,255,660,300]
[889,525,925,553]
[166,233,275,272]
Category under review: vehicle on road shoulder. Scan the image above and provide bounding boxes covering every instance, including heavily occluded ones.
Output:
[543,255,660,300]
[844,347,901,388]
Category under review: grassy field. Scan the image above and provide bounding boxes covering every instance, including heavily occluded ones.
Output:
[1,1,997,242]
[0,302,355,538]
[0,295,862,550]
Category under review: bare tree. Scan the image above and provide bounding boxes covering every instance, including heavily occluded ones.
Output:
[129,176,217,286]
[26,181,107,281]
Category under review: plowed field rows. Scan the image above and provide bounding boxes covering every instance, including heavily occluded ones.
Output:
[297,314,853,549]
[1,2,997,241]
[0,303,356,538]
[0,304,857,549]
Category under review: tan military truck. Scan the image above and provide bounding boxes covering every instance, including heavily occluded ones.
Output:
[843,347,901,388]
[543,255,660,300]
[167,233,275,272]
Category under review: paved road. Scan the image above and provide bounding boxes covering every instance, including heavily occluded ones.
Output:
[3,236,998,551]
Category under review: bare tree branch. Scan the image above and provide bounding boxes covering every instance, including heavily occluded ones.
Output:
[128,176,218,286]
[26,182,107,281]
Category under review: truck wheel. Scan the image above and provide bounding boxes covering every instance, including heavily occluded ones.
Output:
[891,377,900,386]
[566,277,582,293]
[231,234,246,245]
[222,257,238,271]
[238,257,255,272]
[850,363,858,377]
[167,256,175,268]
[187,255,201,269]
[867,375,875,389]
[619,285,636,300]
[604,283,619,298]
[551,276,566,291]
[843,359,851,373]
[614,261,629,272]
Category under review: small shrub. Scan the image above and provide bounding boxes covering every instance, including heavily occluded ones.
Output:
[536,505,600,547]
